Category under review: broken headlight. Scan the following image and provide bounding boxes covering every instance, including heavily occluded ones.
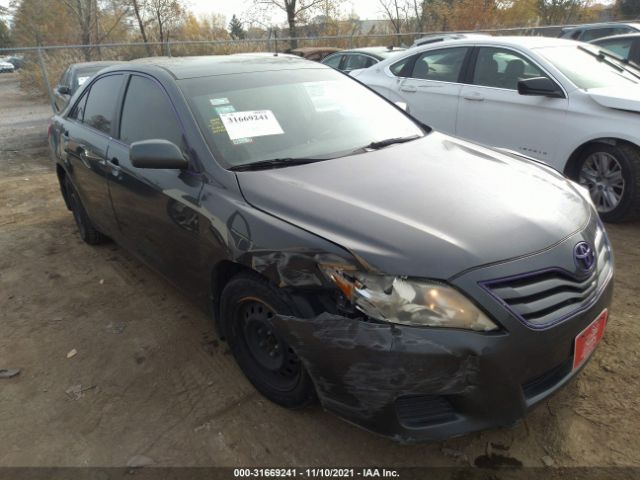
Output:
[320,266,498,331]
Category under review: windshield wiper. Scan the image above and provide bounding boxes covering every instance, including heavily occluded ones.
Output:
[578,45,640,80]
[594,48,640,80]
[229,157,323,172]
[363,135,421,150]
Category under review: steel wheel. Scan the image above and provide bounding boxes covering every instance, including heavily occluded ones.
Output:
[578,151,625,213]
[236,298,302,392]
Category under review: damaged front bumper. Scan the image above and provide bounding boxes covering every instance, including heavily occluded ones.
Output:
[272,277,614,443]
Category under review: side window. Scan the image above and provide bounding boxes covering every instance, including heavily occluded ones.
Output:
[473,47,547,90]
[598,38,633,59]
[69,92,88,121]
[119,75,182,147]
[390,55,416,77]
[409,47,469,82]
[581,28,615,42]
[344,54,373,71]
[322,54,342,69]
[82,74,124,134]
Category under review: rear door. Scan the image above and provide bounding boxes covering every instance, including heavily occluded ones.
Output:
[456,46,568,162]
[106,74,205,292]
[393,47,471,134]
[61,73,125,235]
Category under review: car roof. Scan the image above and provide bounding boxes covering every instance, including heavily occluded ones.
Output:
[563,22,640,31]
[342,46,404,53]
[406,35,579,51]
[125,54,322,79]
[412,33,489,45]
[291,47,341,54]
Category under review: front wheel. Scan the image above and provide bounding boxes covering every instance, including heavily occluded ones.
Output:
[219,272,316,408]
[576,143,640,223]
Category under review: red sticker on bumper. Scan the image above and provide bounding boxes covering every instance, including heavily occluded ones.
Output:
[573,309,608,370]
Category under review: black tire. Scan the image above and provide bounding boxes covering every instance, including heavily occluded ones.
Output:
[573,143,640,223]
[220,272,316,408]
[63,176,108,245]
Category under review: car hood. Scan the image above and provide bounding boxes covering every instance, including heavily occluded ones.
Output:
[236,133,592,279]
[587,85,640,113]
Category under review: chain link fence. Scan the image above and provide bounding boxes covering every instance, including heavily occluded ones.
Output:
[0,21,619,112]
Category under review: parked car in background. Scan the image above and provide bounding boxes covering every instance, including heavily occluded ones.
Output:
[54,61,123,112]
[354,36,640,222]
[5,55,25,69]
[411,33,490,48]
[592,33,640,65]
[559,22,640,42]
[290,47,342,61]
[321,46,405,73]
[0,59,15,73]
[48,55,613,442]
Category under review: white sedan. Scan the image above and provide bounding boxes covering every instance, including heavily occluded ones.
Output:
[353,36,640,222]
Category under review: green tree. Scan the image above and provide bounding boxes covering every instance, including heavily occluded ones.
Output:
[229,14,246,39]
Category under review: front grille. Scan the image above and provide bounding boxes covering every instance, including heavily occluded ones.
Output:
[395,395,457,428]
[482,225,612,328]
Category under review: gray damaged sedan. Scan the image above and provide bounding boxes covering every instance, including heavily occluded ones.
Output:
[47,55,613,442]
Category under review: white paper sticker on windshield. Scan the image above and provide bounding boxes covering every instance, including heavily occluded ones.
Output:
[209,97,230,106]
[219,110,284,140]
[77,76,90,85]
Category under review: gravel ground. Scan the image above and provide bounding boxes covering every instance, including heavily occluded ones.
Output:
[1,72,639,471]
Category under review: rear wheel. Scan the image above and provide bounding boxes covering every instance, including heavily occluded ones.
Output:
[220,273,316,408]
[63,177,108,245]
[575,143,640,223]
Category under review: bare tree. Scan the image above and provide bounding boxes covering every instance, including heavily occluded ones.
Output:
[252,0,326,49]
[131,0,152,55]
[58,0,130,60]
[378,0,409,34]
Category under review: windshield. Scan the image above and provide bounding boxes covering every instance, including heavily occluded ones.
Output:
[179,68,424,169]
[538,45,639,89]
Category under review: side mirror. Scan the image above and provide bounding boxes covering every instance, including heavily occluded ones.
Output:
[57,85,71,95]
[130,139,188,169]
[517,77,565,98]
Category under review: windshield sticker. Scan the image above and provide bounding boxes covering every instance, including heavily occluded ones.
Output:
[232,137,253,145]
[77,76,90,85]
[214,105,236,115]
[209,97,230,106]
[209,118,226,134]
[219,110,284,141]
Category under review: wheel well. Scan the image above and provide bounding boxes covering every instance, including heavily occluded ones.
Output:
[210,260,255,336]
[564,138,640,178]
[56,164,72,210]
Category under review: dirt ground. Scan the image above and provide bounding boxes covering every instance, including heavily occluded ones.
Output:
[1,72,639,470]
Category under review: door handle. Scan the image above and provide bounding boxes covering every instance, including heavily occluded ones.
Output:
[463,92,485,101]
[400,85,417,93]
[79,147,102,162]
[108,157,121,176]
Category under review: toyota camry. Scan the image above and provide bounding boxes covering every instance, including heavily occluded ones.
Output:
[48,55,614,442]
